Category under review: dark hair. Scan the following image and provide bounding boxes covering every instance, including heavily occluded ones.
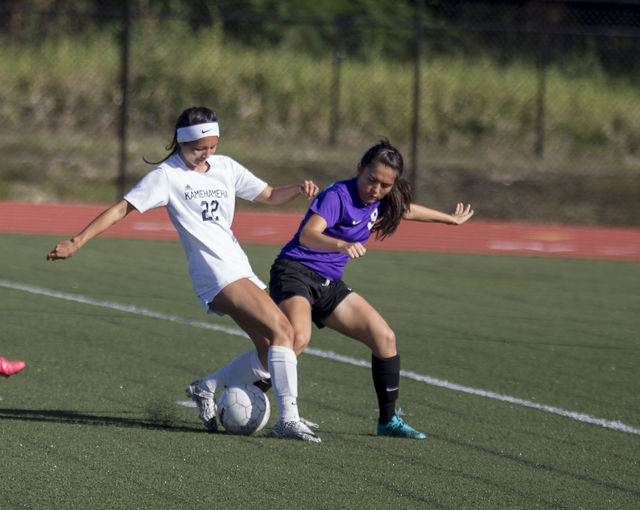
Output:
[359,138,413,240]
[144,107,218,165]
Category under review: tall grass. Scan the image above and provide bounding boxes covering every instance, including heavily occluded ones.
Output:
[3,20,640,158]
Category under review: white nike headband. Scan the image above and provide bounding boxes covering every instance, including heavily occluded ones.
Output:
[176,122,220,143]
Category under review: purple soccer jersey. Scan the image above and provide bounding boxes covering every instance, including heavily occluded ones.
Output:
[278,178,380,281]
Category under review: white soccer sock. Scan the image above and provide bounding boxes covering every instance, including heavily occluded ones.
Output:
[201,350,269,394]
[268,345,300,422]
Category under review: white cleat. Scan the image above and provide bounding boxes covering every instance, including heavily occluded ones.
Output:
[300,417,319,429]
[186,380,218,432]
[271,418,322,442]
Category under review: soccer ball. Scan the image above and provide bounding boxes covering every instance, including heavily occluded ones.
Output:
[217,383,271,435]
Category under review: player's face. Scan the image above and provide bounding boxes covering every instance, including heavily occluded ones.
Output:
[179,136,219,172]
[356,163,398,205]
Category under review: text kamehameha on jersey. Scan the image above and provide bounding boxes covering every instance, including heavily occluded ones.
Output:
[184,185,229,201]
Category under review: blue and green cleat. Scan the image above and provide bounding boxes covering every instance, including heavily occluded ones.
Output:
[377,409,426,439]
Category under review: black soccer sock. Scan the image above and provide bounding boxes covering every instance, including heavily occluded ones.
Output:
[371,354,400,426]
[253,379,272,393]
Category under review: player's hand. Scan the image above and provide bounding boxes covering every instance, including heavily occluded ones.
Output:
[46,240,79,261]
[449,203,474,225]
[338,242,367,259]
[300,180,320,200]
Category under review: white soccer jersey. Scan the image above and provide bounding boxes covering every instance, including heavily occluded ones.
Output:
[124,152,268,312]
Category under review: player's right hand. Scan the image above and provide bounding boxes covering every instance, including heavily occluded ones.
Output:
[339,242,367,259]
[47,240,78,261]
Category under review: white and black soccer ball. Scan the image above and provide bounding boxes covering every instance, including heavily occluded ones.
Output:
[217,383,271,435]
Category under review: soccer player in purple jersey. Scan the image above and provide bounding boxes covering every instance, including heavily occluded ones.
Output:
[269,138,474,439]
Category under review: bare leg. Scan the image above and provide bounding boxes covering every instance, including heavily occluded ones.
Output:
[188,279,295,429]
[277,295,314,356]
[207,279,317,440]
[277,291,423,437]
[324,293,400,426]
[323,293,397,358]
[209,278,294,353]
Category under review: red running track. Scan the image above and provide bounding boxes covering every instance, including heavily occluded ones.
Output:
[1,201,639,262]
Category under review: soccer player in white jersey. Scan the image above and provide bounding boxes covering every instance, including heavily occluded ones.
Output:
[47,106,322,442]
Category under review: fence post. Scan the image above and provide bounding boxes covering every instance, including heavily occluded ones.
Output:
[410,0,424,199]
[329,18,345,146]
[534,30,549,158]
[119,0,132,199]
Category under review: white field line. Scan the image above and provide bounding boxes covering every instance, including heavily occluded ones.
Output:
[2,279,639,436]
[0,280,245,338]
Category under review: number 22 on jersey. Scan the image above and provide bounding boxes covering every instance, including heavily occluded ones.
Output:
[201,200,219,222]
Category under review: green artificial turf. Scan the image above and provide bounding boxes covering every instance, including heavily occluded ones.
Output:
[1,233,638,508]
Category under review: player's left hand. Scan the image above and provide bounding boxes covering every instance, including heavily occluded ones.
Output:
[300,180,320,200]
[450,203,474,225]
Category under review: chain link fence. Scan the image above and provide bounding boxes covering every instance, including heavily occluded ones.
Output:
[2,0,640,226]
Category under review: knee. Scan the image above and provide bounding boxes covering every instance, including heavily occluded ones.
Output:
[292,331,311,356]
[384,327,396,352]
[374,326,397,358]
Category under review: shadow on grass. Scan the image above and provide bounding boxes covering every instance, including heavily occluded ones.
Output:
[0,408,206,433]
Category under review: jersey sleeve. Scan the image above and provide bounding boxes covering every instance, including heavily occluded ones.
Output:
[309,185,343,228]
[123,168,169,213]
[231,159,268,201]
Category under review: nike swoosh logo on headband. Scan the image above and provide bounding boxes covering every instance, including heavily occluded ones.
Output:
[202,128,213,133]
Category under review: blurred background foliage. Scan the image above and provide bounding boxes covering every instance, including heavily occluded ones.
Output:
[1,0,640,226]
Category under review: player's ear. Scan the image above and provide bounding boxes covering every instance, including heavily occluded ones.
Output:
[356,162,363,175]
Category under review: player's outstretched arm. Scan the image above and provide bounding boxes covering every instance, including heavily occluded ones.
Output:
[404,203,474,225]
[46,200,136,261]
[254,181,319,206]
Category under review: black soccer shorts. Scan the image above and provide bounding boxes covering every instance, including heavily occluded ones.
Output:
[269,258,352,328]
